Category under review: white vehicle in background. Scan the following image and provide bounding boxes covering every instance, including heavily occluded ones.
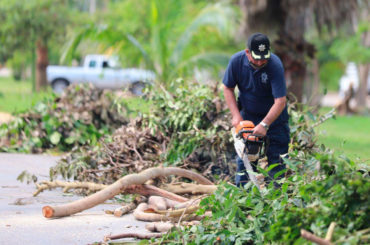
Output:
[46,55,155,95]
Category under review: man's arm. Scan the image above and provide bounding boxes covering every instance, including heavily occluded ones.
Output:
[253,96,286,136]
[223,85,243,127]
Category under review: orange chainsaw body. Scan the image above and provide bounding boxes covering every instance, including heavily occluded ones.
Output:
[235,120,257,141]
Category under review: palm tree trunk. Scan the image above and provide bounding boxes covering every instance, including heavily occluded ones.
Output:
[308,58,321,108]
[288,64,306,102]
[35,40,48,92]
[356,30,370,112]
[274,31,314,103]
[357,64,369,111]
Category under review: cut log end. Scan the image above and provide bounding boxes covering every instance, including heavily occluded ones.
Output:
[42,206,54,218]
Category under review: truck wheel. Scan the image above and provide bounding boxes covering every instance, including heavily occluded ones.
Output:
[130,81,146,96]
[52,79,69,94]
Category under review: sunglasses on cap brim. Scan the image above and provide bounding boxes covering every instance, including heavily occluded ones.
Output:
[251,50,271,60]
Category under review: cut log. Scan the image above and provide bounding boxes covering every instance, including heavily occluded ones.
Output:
[34,180,106,196]
[134,203,205,222]
[104,232,164,241]
[301,229,332,245]
[42,167,209,218]
[146,222,174,233]
[35,180,187,202]
[161,182,217,195]
[145,221,201,233]
[148,196,168,210]
[147,196,184,211]
[114,202,136,217]
[126,184,188,202]
[134,203,171,221]
[149,205,199,217]
[114,196,147,217]
[325,222,336,241]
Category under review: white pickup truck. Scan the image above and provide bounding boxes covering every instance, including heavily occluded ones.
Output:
[46,55,155,95]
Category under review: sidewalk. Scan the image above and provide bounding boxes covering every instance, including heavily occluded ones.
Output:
[320,92,370,108]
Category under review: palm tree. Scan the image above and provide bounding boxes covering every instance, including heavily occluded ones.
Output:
[62,0,236,85]
[238,0,369,104]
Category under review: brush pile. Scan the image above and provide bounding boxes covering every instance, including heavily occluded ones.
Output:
[0,84,128,152]
[50,79,235,184]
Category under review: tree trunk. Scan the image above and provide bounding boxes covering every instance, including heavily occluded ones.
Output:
[308,58,321,108]
[356,30,370,112]
[35,40,48,92]
[288,65,306,102]
[274,31,314,103]
[357,64,369,111]
[42,167,213,218]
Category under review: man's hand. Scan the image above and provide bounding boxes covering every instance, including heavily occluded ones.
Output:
[253,123,267,136]
[232,114,243,127]
[223,85,243,127]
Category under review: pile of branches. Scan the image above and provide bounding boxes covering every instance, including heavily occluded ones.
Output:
[53,83,128,128]
[0,84,128,153]
[35,167,218,242]
[51,118,169,184]
[50,80,235,184]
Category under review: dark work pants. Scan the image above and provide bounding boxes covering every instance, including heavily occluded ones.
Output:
[235,122,290,187]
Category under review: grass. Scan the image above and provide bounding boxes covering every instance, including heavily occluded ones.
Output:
[316,114,370,162]
[0,77,52,114]
[122,95,150,117]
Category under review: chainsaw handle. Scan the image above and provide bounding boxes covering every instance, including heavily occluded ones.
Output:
[236,129,266,142]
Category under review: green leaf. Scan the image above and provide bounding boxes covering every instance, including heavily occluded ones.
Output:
[50,131,61,145]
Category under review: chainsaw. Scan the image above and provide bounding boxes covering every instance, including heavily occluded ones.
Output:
[232,120,268,190]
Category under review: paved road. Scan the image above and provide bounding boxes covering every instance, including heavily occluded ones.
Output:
[0,153,148,245]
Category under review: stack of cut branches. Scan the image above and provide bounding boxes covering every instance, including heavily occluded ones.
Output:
[51,118,169,184]
[0,84,129,152]
[55,83,128,128]
[49,81,235,187]
[36,167,218,242]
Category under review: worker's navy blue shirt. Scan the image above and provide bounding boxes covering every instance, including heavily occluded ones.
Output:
[223,50,288,127]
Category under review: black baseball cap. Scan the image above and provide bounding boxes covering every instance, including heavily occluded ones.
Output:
[247,33,271,60]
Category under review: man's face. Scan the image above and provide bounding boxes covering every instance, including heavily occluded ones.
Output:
[245,49,268,69]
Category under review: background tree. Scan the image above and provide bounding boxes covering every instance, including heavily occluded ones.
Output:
[0,0,70,91]
[61,0,237,85]
[238,0,368,104]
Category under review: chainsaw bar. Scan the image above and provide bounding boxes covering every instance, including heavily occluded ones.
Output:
[232,128,261,190]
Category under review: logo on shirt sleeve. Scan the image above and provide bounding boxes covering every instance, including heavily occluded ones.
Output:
[261,72,268,84]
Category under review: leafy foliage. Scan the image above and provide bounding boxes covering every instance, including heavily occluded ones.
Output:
[145,79,233,167]
[158,108,370,244]
[288,103,336,152]
[0,0,69,61]
[0,84,128,153]
[62,0,236,83]
[48,79,234,184]
[329,22,370,65]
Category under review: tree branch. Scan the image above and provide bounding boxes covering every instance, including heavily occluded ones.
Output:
[104,232,164,241]
[301,229,332,245]
[42,167,210,218]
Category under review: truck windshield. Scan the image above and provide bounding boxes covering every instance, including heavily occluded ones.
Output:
[89,60,96,68]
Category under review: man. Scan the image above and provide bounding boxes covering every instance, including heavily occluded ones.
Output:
[223,33,290,187]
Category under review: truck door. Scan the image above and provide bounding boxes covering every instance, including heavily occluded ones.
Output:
[100,60,119,89]
[83,57,116,89]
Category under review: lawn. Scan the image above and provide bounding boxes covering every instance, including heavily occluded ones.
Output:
[0,76,151,116]
[0,77,52,113]
[316,114,370,162]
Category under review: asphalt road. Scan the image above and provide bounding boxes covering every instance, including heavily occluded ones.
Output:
[0,153,148,245]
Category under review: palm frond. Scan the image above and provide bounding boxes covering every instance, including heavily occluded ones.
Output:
[60,24,103,64]
[169,3,235,66]
[170,52,231,80]
[126,34,154,71]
